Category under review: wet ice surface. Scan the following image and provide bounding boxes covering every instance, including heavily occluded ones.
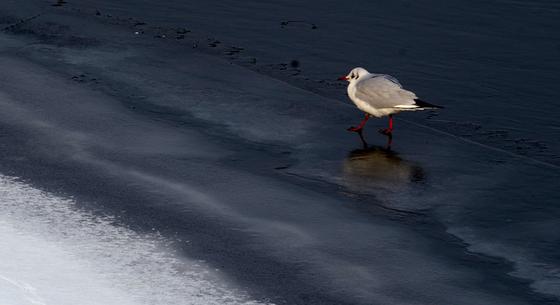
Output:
[64,0,560,161]
[0,1,559,304]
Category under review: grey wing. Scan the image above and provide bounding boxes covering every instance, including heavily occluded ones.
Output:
[355,75,417,109]
[377,74,402,87]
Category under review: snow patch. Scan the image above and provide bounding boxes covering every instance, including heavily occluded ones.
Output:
[0,174,271,305]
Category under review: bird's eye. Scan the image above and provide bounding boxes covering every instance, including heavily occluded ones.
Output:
[351,73,355,79]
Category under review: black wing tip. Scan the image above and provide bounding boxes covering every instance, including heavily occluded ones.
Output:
[414,99,444,109]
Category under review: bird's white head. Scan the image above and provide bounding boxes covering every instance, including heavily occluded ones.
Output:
[338,67,370,82]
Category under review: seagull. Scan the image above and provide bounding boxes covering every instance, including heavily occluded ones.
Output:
[339,67,442,136]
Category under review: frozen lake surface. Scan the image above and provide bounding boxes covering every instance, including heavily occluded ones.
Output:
[0,1,559,304]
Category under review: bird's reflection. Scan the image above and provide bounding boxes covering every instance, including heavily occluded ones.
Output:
[342,145,425,193]
[356,129,392,150]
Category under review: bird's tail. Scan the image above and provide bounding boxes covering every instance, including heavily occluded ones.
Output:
[414,99,444,109]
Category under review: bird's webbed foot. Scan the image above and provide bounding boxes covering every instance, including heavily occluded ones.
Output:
[347,126,363,132]
[378,128,393,136]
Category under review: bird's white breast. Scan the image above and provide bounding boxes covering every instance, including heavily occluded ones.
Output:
[347,81,398,118]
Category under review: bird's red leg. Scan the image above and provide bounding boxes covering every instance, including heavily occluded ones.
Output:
[347,114,369,132]
[379,115,393,135]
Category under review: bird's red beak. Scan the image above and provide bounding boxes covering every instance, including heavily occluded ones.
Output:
[338,75,349,81]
